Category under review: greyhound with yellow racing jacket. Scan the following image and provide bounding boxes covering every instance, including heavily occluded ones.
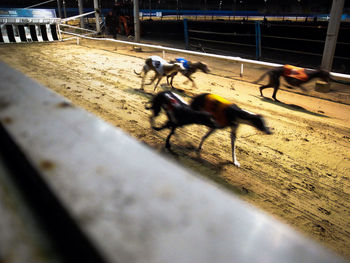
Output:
[190,93,272,167]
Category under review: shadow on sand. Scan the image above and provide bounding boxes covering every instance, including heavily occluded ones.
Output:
[256,96,329,118]
[127,85,194,100]
[158,142,248,196]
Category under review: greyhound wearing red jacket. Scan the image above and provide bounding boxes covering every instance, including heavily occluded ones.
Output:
[146,91,217,150]
[254,65,330,101]
[190,93,272,167]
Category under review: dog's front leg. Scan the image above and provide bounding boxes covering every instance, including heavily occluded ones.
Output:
[197,128,215,154]
[230,125,240,167]
[165,126,176,149]
[153,77,162,91]
[152,121,171,131]
[146,74,157,85]
[187,75,197,88]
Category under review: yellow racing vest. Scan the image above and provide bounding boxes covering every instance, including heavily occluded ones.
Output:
[203,94,232,127]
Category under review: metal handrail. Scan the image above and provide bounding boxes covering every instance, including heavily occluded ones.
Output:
[58,30,350,81]
[186,24,350,65]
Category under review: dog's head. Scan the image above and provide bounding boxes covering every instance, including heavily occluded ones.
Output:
[174,62,186,71]
[197,62,210,73]
[253,115,272,135]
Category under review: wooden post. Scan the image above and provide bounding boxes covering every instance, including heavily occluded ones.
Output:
[134,0,140,42]
[77,0,85,28]
[321,0,345,71]
[93,0,100,32]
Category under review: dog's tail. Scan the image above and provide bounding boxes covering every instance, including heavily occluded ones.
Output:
[134,69,142,76]
[253,71,269,84]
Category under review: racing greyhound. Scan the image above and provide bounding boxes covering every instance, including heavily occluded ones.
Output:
[146,91,217,150]
[254,64,330,101]
[166,58,210,89]
[190,93,272,167]
[134,56,185,91]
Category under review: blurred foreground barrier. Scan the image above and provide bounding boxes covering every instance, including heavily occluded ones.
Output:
[0,61,347,263]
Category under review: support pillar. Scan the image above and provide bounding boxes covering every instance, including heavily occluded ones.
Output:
[77,0,85,28]
[321,0,345,70]
[134,0,140,42]
[93,0,100,32]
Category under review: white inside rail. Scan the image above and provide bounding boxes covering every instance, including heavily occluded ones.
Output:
[59,32,350,81]
[0,61,347,263]
[60,23,98,34]
[61,11,96,23]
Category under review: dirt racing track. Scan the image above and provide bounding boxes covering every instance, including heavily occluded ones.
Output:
[1,39,350,260]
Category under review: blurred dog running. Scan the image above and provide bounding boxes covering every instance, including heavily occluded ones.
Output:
[254,64,330,101]
[134,56,185,91]
[146,90,217,150]
[190,93,272,167]
[166,57,210,89]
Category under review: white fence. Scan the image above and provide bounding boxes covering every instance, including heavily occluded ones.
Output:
[59,29,350,81]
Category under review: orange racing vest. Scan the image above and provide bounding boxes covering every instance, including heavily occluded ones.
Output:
[202,94,232,127]
[283,65,309,81]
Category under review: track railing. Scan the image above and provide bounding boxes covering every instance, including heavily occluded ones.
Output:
[58,29,350,81]
[184,19,350,71]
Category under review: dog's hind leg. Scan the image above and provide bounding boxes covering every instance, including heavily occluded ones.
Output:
[259,84,273,97]
[271,74,281,101]
[167,72,177,89]
[230,125,240,167]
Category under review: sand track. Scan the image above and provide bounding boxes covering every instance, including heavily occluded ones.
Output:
[1,40,350,259]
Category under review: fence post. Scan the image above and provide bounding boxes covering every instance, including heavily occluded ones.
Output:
[77,0,85,28]
[321,0,345,71]
[255,21,261,60]
[183,18,189,50]
[133,0,140,43]
[93,0,100,33]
